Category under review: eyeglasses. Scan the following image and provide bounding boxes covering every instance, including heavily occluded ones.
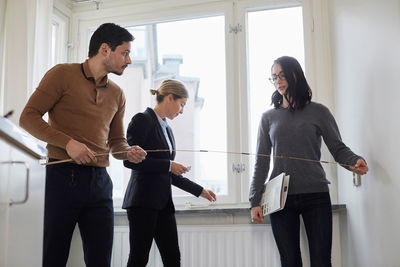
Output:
[269,72,286,84]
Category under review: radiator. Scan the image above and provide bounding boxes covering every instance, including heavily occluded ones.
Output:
[112,225,281,267]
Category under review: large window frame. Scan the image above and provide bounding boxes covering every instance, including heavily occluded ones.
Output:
[51,8,69,66]
[65,0,321,208]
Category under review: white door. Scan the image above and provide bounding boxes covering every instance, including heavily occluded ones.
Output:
[6,148,45,267]
[0,139,11,267]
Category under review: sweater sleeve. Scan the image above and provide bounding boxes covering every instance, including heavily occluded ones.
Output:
[19,65,72,149]
[318,105,364,169]
[249,113,272,207]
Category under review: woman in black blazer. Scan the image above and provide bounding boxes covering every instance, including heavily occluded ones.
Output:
[122,79,216,267]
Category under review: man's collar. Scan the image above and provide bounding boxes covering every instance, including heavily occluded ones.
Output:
[81,59,109,88]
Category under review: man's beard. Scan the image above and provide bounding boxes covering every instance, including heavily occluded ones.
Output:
[110,69,123,76]
[105,59,125,76]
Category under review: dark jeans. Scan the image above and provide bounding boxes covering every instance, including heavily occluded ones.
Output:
[270,192,332,267]
[126,203,180,267]
[43,160,114,267]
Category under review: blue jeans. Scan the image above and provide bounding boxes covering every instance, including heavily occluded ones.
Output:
[43,160,114,267]
[269,192,332,267]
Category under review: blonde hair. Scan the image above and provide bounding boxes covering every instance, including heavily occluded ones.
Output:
[150,79,188,103]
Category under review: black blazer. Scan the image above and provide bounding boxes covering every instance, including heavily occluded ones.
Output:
[122,107,203,210]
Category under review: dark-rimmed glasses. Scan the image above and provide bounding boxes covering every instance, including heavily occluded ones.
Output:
[269,72,286,84]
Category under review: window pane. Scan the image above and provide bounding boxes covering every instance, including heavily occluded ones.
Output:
[107,16,228,201]
[157,17,227,196]
[247,7,305,178]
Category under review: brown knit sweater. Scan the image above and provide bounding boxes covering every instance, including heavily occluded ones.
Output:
[19,60,131,167]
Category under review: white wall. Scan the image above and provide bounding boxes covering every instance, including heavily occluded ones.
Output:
[0,0,5,115]
[2,0,36,125]
[1,0,52,125]
[328,0,400,266]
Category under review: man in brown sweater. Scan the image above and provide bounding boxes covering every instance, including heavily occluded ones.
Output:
[19,23,146,267]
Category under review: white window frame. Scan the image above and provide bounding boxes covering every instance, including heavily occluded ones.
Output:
[71,2,238,207]
[65,0,325,208]
[52,7,69,65]
[235,0,303,203]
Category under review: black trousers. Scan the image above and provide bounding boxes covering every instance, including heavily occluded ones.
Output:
[43,160,114,267]
[126,203,180,267]
[270,192,332,267]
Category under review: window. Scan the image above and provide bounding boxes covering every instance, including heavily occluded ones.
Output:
[157,17,228,196]
[246,6,305,188]
[105,15,229,205]
[51,8,68,65]
[69,0,306,207]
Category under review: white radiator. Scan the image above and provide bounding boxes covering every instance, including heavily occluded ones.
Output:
[112,225,281,267]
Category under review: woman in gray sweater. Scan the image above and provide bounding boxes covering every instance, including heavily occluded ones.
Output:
[249,56,368,267]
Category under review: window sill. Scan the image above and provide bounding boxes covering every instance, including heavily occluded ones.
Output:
[114,204,346,226]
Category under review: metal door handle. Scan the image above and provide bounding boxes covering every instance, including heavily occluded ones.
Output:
[0,161,30,205]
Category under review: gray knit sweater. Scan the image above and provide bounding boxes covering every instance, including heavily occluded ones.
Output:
[249,102,362,208]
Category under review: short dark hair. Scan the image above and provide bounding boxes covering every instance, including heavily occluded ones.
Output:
[271,56,312,110]
[88,23,134,58]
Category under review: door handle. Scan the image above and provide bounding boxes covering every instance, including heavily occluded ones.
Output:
[0,161,30,205]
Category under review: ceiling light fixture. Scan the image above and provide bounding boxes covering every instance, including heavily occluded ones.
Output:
[71,0,101,10]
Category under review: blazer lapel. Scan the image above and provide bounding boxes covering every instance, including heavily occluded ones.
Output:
[146,108,171,153]
[166,126,176,159]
